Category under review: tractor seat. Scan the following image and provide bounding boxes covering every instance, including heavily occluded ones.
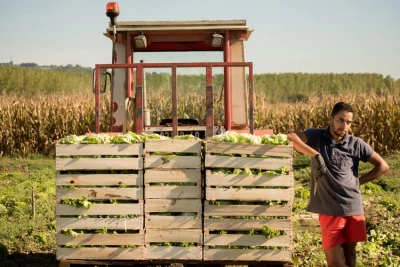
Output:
[159,118,200,126]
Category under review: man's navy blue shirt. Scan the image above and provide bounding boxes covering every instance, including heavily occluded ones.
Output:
[304,127,374,216]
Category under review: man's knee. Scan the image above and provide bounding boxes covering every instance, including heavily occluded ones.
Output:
[342,242,357,255]
[324,245,347,267]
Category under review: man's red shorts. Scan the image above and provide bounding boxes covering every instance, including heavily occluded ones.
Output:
[319,214,367,250]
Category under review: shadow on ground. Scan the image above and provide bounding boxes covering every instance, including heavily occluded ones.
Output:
[1,252,58,267]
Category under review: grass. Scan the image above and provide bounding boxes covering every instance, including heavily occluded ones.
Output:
[0,156,56,253]
[0,153,399,266]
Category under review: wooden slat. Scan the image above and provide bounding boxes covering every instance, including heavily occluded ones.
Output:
[204,234,290,247]
[145,155,201,169]
[206,171,293,187]
[204,219,291,231]
[57,218,143,230]
[145,186,201,199]
[206,141,293,157]
[57,233,144,246]
[145,229,202,243]
[57,188,143,200]
[56,144,143,156]
[57,204,143,216]
[145,169,201,183]
[206,188,293,201]
[57,247,144,260]
[204,203,291,217]
[294,213,320,232]
[56,158,143,171]
[146,199,202,213]
[56,173,143,186]
[205,155,292,170]
[146,216,201,229]
[145,246,202,260]
[204,248,291,261]
[145,139,202,153]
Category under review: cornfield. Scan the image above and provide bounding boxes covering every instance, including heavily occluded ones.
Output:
[0,91,399,157]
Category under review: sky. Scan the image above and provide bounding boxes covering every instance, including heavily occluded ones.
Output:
[1,0,399,79]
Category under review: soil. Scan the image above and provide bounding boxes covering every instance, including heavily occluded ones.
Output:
[1,252,58,267]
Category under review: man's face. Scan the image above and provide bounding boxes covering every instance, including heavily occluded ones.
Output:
[329,110,353,140]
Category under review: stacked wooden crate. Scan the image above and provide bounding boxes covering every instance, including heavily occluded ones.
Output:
[203,141,294,264]
[55,143,144,260]
[144,139,203,261]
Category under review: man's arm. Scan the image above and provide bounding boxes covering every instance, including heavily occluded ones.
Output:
[288,132,329,177]
[359,152,389,185]
[287,132,319,157]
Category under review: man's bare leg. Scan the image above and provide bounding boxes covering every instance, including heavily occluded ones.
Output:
[342,242,357,267]
[324,245,348,267]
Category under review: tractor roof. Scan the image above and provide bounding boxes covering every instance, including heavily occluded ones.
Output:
[104,20,253,52]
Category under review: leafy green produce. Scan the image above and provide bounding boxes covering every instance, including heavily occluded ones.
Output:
[61,229,82,237]
[140,133,170,141]
[60,196,93,209]
[81,134,111,144]
[211,131,289,145]
[259,166,289,175]
[59,134,84,144]
[173,134,201,140]
[262,225,285,239]
[261,133,289,145]
[212,166,289,176]
[232,168,253,175]
[110,132,141,144]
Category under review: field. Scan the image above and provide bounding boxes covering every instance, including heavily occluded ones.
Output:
[1,91,399,157]
[0,89,399,266]
[0,153,399,266]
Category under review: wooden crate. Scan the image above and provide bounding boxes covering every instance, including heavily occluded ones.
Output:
[144,139,202,169]
[204,141,294,263]
[56,143,144,261]
[144,139,203,260]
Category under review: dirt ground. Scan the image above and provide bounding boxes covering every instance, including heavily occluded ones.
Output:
[1,252,58,267]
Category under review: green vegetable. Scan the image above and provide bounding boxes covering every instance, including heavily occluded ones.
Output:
[211,131,288,145]
[81,134,111,144]
[261,134,289,145]
[173,134,201,140]
[59,135,84,144]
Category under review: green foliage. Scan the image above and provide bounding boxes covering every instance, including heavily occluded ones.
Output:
[0,158,56,254]
[144,72,400,103]
[3,64,400,101]
[60,196,93,209]
[61,229,81,237]
[95,226,108,234]
[210,131,289,145]
[0,65,92,95]
[361,182,383,195]
[262,225,284,239]
[0,152,399,265]
[253,72,400,103]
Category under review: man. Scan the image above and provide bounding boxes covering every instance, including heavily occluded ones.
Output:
[287,102,389,267]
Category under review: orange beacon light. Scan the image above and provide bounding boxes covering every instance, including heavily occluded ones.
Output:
[106,2,120,26]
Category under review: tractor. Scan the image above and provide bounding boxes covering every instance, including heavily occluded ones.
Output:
[93,2,273,138]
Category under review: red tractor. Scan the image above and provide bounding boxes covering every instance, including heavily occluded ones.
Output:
[94,2,272,138]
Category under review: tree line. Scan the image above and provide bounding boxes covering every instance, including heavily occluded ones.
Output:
[1,63,399,102]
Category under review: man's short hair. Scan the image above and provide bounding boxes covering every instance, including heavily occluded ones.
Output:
[331,102,354,117]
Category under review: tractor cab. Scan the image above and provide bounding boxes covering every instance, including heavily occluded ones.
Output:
[93,2,268,138]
